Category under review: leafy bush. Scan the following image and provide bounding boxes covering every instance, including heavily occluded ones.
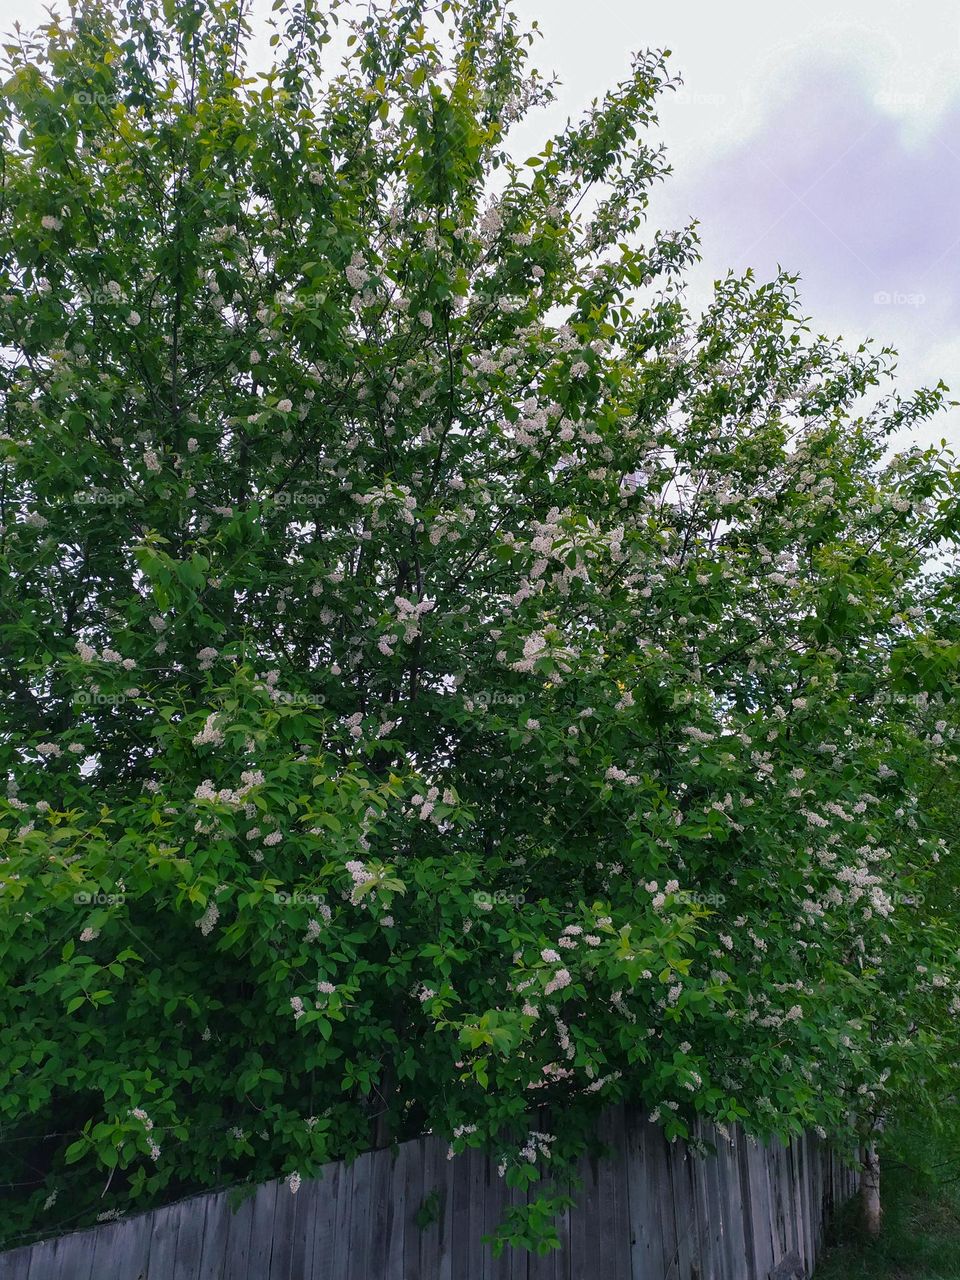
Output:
[0,0,958,1248]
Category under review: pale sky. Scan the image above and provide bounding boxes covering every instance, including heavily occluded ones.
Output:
[512,1,960,448]
[7,0,959,446]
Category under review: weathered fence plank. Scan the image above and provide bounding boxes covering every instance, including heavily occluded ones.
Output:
[402,1133,424,1280]
[145,1202,182,1280]
[346,1150,373,1280]
[171,1193,207,1280]
[247,1179,278,1279]
[0,1109,859,1280]
[313,1160,342,1280]
[23,1233,70,1280]
[266,1180,296,1280]
[420,1135,446,1280]
[196,1191,230,1280]
[220,1189,254,1280]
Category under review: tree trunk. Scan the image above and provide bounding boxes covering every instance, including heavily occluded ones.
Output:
[860,1139,881,1237]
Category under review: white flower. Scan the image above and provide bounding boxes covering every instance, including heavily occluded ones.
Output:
[288,1171,302,1194]
[277,398,293,413]
[196,901,220,936]
[127,311,141,327]
[192,714,225,747]
[249,349,261,365]
[41,215,62,231]
[544,968,571,996]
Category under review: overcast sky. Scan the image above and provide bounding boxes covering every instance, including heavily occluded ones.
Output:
[511,0,960,449]
[7,0,959,446]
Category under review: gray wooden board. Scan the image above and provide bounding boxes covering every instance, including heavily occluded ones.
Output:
[59,1228,97,1280]
[796,1137,813,1269]
[505,1178,527,1280]
[610,1111,633,1280]
[108,1206,154,1279]
[248,1179,279,1279]
[448,1146,470,1280]
[667,1143,697,1280]
[440,1135,459,1280]
[401,1132,424,1280]
[196,1191,231,1280]
[24,1235,66,1280]
[0,1243,28,1280]
[567,1148,596,1280]
[653,1126,680,1280]
[625,1112,661,1280]
[267,1181,297,1280]
[736,1134,759,1280]
[691,1140,715,1280]
[310,1161,341,1280]
[171,1193,207,1280]
[751,1140,777,1277]
[383,1143,406,1279]
[463,1146,485,1280]
[418,1136,444,1280]
[702,1128,727,1280]
[332,1157,355,1280]
[480,1150,508,1280]
[347,1150,374,1280]
[145,1202,183,1280]
[221,1190,256,1280]
[365,1146,392,1280]
[719,1133,748,1280]
[286,1178,317,1280]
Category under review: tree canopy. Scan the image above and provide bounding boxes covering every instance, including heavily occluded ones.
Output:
[1,0,958,1252]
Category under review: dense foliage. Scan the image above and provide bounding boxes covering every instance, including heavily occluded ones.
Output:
[1,0,958,1250]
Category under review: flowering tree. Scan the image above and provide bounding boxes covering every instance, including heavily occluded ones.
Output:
[1,0,958,1251]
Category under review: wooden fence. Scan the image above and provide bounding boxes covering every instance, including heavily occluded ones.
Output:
[0,1108,858,1279]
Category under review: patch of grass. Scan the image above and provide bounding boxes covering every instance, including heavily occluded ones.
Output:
[815,1125,960,1280]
